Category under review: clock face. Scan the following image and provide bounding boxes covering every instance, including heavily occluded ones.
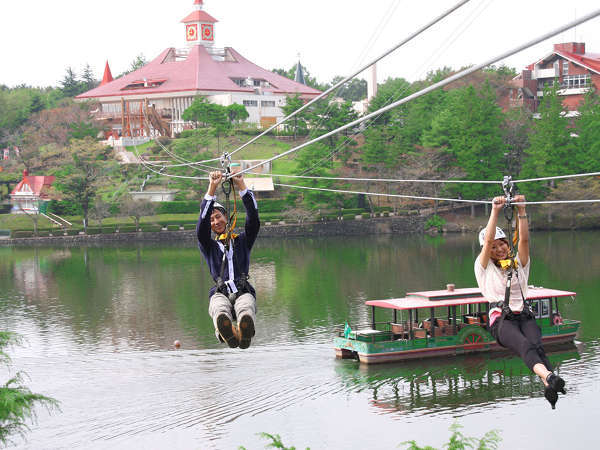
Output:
[186,24,198,41]
[201,24,214,41]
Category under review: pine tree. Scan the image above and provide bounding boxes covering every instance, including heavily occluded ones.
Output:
[521,82,575,200]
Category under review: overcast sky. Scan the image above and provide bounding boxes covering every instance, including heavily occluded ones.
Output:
[3,0,600,88]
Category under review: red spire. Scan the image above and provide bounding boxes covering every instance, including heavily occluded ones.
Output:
[100,61,114,86]
[193,0,203,4]
[23,169,29,178]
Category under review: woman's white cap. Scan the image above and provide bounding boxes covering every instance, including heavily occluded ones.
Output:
[478,227,506,246]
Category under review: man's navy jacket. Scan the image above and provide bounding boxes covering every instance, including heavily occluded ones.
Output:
[196,189,260,299]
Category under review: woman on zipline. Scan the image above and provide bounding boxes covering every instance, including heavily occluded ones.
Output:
[475,194,566,409]
[197,168,260,349]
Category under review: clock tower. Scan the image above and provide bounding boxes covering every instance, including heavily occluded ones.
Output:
[181,0,218,48]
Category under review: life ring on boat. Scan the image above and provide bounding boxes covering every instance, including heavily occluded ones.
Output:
[552,314,564,326]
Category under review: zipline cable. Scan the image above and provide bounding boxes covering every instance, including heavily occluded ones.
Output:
[274,183,600,206]
[222,0,473,159]
[514,171,600,183]
[232,8,600,179]
[297,0,494,177]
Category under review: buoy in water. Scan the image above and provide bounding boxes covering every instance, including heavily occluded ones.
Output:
[174,340,181,349]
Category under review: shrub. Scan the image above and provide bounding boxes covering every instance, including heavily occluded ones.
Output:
[425,215,446,232]
[47,200,83,216]
[0,332,59,446]
[119,225,137,233]
[166,225,180,231]
[342,213,355,221]
[361,212,370,218]
[183,223,197,230]
[86,228,101,235]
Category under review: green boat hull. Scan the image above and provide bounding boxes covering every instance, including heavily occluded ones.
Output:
[334,319,580,364]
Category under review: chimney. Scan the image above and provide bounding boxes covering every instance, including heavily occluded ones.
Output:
[554,42,585,54]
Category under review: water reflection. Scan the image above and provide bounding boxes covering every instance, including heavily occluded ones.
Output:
[335,345,581,417]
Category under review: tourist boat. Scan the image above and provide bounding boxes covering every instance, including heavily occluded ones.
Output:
[334,286,580,364]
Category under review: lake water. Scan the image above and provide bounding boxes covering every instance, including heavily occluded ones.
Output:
[1,231,599,449]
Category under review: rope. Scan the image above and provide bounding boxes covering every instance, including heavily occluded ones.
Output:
[231,9,600,178]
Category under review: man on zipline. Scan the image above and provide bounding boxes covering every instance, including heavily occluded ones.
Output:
[475,194,565,409]
[197,168,260,349]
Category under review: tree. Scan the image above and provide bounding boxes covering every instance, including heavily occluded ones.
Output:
[226,103,249,124]
[306,99,358,162]
[182,98,232,150]
[574,87,600,172]
[521,82,575,200]
[329,76,368,102]
[422,82,506,214]
[117,54,148,78]
[119,195,156,230]
[281,94,308,138]
[81,63,98,91]
[89,199,112,229]
[18,101,96,172]
[50,138,115,231]
[59,67,85,98]
[0,332,59,446]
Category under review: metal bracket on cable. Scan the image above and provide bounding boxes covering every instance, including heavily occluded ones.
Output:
[502,176,515,222]
[220,152,232,177]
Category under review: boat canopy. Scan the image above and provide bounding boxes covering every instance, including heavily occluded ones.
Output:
[365,287,576,311]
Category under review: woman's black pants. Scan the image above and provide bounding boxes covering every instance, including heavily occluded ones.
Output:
[490,313,553,372]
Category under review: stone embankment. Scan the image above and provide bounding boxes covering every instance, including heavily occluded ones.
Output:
[0,215,426,246]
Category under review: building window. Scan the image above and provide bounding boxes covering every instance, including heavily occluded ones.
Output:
[562,60,569,75]
[253,79,261,87]
[562,74,590,89]
[261,100,275,107]
[243,100,258,107]
[231,78,245,87]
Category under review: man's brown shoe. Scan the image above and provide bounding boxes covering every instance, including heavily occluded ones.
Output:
[217,314,239,348]
[237,315,255,349]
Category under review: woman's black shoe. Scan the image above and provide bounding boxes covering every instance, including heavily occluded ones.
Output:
[546,373,566,394]
[544,386,558,409]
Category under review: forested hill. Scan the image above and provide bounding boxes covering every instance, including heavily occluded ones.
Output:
[1,64,599,229]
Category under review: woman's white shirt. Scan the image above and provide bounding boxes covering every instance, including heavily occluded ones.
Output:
[474,255,530,312]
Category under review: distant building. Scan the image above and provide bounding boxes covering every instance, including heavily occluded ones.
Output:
[510,42,600,114]
[76,0,321,139]
[10,170,55,214]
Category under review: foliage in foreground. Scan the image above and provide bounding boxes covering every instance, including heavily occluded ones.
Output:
[402,423,501,450]
[0,332,59,446]
[238,424,501,450]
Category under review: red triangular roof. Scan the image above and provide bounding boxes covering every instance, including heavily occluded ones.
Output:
[76,45,321,99]
[100,61,114,86]
[11,175,55,197]
[181,10,217,23]
[555,50,600,74]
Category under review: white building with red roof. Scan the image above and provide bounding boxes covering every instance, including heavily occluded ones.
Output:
[76,0,321,139]
[510,42,600,114]
[10,170,55,214]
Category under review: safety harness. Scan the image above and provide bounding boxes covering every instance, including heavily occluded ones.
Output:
[214,153,249,303]
[491,177,532,343]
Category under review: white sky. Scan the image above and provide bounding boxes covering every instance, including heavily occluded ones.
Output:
[2,0,600,88]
